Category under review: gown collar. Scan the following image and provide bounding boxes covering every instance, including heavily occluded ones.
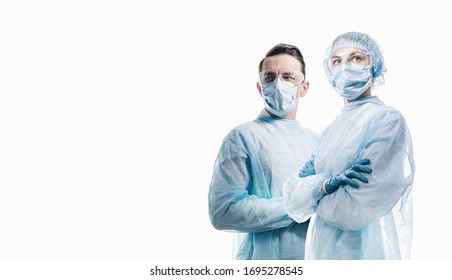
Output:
[342,96,384,113]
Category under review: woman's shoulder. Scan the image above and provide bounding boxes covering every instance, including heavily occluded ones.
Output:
[374,103,405,121]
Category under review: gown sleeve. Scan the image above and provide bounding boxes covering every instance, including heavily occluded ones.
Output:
[283,172,328,223]
[208,130,294,233]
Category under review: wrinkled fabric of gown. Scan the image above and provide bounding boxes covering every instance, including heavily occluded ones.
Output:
[208,110,319,259]
[284,96,415,260]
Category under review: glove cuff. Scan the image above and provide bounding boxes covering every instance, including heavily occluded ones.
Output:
[322,180,330,195]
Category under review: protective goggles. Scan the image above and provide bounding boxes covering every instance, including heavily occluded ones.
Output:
[326,50,371,72]
[258,68,304,85]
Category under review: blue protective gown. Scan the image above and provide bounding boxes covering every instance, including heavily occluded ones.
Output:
[208,110,319,259]
[283,96,415,260]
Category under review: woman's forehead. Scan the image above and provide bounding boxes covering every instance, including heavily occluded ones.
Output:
[332,48,367,57]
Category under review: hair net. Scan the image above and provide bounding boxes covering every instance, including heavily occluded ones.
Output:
[324,32,387,87]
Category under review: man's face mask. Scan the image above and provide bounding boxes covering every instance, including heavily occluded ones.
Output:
[258,68,303,117]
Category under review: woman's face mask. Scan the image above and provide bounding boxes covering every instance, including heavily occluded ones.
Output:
[326,50,372,101]
[330,62,372,100]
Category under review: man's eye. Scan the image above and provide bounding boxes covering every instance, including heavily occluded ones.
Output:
[283,75,295,81]
[264,75,275,82]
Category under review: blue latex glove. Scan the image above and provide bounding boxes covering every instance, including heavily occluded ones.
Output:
[324,159,372,194]
[299,155,315,178]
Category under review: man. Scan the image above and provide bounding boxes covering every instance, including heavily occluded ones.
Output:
[208,43,319,259]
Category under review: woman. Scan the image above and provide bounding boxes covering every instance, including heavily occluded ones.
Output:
[283,32,415,260]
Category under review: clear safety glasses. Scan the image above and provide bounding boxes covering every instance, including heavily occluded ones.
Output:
[326,50,371,72]
[258,68,304,85]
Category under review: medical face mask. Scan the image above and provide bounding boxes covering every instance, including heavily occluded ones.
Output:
[330,61,372,101]
[261,78,299,117]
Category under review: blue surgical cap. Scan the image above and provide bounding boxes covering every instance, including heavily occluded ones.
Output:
[324,31,387,87]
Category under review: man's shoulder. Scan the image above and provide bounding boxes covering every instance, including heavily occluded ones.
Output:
[225,119,261,138]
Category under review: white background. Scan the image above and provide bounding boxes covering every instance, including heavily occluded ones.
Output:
[1,0,450,264]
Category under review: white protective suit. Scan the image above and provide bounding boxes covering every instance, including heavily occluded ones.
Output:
[209,110,318,259]
[284,96,415,259]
